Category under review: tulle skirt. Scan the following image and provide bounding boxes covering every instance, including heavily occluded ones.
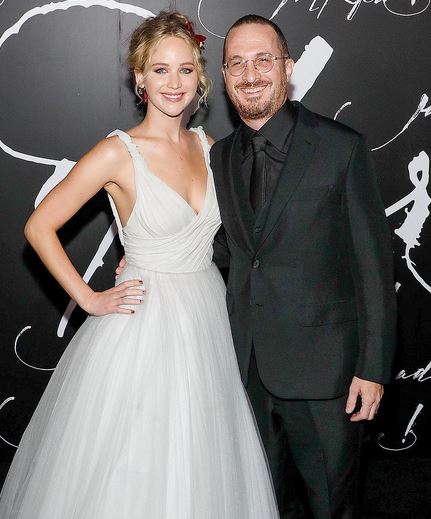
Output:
[0,263,279,518]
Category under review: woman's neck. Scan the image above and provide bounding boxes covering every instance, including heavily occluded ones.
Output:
[140,105,186,143]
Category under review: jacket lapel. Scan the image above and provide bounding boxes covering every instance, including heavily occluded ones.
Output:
[256,104,320,251]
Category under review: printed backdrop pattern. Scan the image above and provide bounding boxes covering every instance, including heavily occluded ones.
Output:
[1,0,430,512]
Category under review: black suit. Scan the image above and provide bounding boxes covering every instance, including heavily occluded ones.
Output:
[210,102,396,518]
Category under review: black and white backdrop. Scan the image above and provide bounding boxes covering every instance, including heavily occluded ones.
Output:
[0,0,430,516]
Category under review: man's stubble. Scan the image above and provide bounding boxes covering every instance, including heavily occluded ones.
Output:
[226,70,289,122]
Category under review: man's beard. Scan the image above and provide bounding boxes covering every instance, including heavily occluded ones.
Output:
[228,75,288,121]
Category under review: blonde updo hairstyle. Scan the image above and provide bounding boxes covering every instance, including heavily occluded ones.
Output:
[128,11,211,107]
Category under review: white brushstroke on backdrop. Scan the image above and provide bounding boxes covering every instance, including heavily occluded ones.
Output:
[269,0,430,21]
[14,326,56,371]
[385,151,431,293]
[397,360,431,383]
[402,403,424,444]
[0,0,154,48]
[372,94,431,151]
[379,0,430,17]
[0,398,19,448]
[346,0,430,20]
[334,101,352,120]
[271,0,329,19]
[289,36,333,101]
[0,139,59,166]
[197,0,224,38]
[271,0,289,19]
[378,403,424,451]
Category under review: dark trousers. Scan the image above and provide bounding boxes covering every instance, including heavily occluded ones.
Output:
[247,349,363,519]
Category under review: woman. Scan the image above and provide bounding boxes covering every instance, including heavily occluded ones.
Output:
[0,11,279,519]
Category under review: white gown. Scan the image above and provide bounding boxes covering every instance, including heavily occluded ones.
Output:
[0,128,279,519]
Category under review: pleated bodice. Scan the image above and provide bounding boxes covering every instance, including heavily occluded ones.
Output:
[107,127,221,273]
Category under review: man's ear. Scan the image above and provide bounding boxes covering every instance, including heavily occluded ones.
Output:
[285,58,294,82]
[222,67,227,84]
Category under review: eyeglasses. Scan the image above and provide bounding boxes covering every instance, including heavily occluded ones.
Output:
[223,53,290,76]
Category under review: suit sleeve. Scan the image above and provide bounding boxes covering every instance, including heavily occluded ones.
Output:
[213,225,231,270]
[345,134,397,384]
[210,144,231,271]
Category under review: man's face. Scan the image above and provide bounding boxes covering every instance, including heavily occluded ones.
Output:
[223,23,293,128]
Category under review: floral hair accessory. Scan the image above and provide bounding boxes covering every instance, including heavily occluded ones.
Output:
[186,20,206,49]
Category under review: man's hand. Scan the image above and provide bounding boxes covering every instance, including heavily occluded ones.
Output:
[345,376,383,422]
[115,256,126,278]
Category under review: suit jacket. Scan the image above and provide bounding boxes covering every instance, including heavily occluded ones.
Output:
[210,102,397,399]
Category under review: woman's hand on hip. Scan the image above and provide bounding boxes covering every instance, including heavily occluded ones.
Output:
[82,279,145,316]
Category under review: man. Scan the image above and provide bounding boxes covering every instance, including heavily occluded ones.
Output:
[210,14,396,519]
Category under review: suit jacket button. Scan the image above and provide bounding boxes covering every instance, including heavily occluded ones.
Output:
[252,259,260,269]
[254,226,262,233]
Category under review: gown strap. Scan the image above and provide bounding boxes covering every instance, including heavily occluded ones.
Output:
[104,129,140,246]
[107,129,141,161]
[190,126,211,158]
[189,126,214,189]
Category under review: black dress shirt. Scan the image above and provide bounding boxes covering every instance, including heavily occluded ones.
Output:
[239,99,297,212]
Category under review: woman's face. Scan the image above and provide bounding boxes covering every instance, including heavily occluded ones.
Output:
[137,36,198,119]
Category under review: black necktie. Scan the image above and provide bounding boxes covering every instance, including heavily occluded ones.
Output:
[250,134,267,212]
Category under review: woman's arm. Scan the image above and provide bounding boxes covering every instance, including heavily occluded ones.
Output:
[24,137,144,316]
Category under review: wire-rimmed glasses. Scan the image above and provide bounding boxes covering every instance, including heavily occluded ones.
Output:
[223,53,290,76]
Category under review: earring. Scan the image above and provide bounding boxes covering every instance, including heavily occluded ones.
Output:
[134,84,148,104]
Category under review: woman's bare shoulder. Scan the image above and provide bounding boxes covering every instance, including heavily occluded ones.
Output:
[91,134,131,165]
[65,133,132,186]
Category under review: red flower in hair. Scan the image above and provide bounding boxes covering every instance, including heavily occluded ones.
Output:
[186,20,206,49]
